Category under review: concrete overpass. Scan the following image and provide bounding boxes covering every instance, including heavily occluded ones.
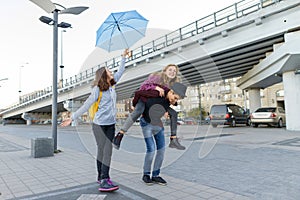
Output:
[1,0,300,130]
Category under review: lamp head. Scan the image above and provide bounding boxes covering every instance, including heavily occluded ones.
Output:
[60,6,89,15]
[39,16,54,25]
[58,22,72,28]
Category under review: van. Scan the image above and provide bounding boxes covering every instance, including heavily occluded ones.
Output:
[209,104,250,127]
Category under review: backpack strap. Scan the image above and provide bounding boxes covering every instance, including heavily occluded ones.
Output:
[97,90,103,105]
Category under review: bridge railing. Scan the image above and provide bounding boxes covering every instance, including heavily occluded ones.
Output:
[2,0,281,114]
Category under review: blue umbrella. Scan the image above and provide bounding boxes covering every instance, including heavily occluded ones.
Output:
[96,10,149,52]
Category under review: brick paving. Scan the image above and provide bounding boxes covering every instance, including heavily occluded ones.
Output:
[0,124,299,199]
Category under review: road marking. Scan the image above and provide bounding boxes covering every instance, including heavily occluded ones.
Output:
[273,137,300,147]
[77,194,105,200]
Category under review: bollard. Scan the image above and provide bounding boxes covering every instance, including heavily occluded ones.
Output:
[31,137,54,158]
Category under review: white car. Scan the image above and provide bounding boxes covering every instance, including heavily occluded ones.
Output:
[177,120,184,125]
[250,107,286,128]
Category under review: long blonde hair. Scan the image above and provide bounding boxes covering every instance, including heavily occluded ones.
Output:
[154,64,181,87]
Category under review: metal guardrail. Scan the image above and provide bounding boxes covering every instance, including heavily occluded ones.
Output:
[1,0,281,114]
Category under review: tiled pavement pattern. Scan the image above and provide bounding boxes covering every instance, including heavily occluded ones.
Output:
[0,136,247,200]
[1,125,300,199]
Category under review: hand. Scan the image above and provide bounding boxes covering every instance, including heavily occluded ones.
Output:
[155,86,165,97]
[60,118,72,127]
[164,112,169,119]
[122,48,132,58]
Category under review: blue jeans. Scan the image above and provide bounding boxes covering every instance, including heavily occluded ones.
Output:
[140,117,165,177]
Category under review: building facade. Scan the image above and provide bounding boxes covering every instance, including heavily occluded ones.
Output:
[179,77,284,117]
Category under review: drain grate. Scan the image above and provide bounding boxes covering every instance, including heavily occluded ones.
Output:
[0,137,28,152]
[272,137,300,147]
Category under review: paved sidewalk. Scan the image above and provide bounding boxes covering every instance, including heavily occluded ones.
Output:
[0,124,300,199]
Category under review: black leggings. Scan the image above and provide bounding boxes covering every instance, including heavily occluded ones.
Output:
[92,123,115,180]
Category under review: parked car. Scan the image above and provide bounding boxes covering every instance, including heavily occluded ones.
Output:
[184,118,197,125]
[209,104,250,127]
[177,120,184,125]
[250,107,286,128]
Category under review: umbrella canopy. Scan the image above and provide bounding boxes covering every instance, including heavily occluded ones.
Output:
[96,10,149,52]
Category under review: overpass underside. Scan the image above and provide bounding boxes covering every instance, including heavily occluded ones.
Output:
[237,30,300,131]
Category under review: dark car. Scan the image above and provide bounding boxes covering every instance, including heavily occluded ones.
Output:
[209,104,250,127]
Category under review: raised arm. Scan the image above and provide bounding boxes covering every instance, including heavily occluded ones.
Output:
[114,49,131,82]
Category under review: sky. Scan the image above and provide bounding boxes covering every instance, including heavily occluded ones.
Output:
[0,0,238,109]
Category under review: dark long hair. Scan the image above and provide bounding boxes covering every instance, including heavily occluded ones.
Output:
[93,67,116,91]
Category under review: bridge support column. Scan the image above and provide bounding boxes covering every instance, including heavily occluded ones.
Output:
[282,71,300,131]
[248,88,261,113]
[63,100,83,126]
[21,113,33,126]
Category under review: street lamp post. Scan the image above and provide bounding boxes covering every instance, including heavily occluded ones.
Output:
[52,10,59,152]
[60,30,66,86]
[18,63,29,103]
[198,84,202,125]
[30,0,88,152]
[18,65,24,103]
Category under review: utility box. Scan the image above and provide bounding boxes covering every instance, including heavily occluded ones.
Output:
[31,137,54,158]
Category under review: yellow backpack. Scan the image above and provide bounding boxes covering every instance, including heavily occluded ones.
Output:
[88,91,103,121]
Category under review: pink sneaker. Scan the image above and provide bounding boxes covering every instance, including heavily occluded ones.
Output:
[98,178,119,192]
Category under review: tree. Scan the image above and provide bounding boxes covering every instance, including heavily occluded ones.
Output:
[186,107,206,119]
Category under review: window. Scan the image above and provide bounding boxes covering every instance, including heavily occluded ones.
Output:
[278,107,285,113]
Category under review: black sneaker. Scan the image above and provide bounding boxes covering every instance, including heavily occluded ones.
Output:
[152,176,167,185]
[112,132,124,150]
[98,178,119,192]
[142,175,153,185]
[169,138,186,150]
